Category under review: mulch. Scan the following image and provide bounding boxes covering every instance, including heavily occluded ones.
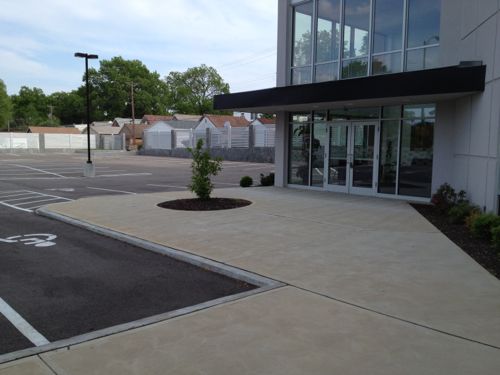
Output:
[412,204,500,279]
[158,198,252,211]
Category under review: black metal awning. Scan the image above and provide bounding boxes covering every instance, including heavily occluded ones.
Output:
[214,64,486,113]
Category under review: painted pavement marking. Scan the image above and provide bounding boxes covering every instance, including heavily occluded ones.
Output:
[0,298,50,347]
[9,164,67,178]
[87,187,137,195]
[0,190,73,213]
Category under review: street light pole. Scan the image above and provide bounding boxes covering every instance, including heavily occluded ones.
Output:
[130,82,136,147]
[74,52,98,176]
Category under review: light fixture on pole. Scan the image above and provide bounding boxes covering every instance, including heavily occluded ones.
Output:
[74,52,98,177]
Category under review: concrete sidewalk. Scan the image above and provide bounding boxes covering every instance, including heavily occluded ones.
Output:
[2,187,500,374]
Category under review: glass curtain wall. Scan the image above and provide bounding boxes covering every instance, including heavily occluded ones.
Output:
[290,0,441,83]
[291,1,314,84]
[289,113,312,185]
[316,0,341,82]
[289,104,435,198]
[342,0,370,78]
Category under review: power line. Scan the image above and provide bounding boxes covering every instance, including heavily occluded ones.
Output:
[217,49,276,71]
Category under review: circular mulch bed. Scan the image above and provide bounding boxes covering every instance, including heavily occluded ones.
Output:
[158,198,252,211]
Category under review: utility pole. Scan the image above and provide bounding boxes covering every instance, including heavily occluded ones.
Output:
[130,82,136,147]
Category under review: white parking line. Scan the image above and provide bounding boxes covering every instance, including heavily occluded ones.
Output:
[0,297,50,347]
[0,190,72,213]
[87,187,137,195]
[96,173,152,177]
[10,164,67,178]
[147,184,188,189]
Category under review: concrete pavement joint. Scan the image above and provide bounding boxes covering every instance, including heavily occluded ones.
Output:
[292,285,500,351]
[37,355,58,375]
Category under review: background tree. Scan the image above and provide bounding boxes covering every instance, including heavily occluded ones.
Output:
[87,56,170,120]
[48,91,85,124]
[0,79,13,130]
[11,86,55,129]
[164,65,230,115]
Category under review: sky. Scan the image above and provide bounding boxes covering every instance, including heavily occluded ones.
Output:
[0,0,278,96]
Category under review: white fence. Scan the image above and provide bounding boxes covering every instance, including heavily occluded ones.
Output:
[144,126,275,151]
[0,132,112,151]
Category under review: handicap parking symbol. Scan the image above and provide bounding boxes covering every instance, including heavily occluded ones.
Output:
[0,234,57,247]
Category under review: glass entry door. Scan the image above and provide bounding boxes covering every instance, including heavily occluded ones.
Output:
[324,122,378,195]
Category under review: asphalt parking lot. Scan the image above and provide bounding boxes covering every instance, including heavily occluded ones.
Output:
[0,152,272,360]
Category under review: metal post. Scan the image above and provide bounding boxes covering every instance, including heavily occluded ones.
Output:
[75,52,98,177]
[131,83,136,147]
[85,56,91,164]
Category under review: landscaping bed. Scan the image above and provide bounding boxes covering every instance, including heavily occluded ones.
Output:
[158,198,252,211]
[412,203,500,279]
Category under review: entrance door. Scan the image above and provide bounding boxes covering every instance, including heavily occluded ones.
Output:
[324,122,378,195]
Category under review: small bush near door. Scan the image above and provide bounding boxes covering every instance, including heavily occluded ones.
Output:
[260,172,275,186]
[240,176,253,188]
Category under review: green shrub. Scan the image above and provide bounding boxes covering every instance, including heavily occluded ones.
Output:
[431,183,467,214]
[491,225,500,251]
[240,176,253,187]
[471,213,500,240]
[448,202,479,225]
[187,139,223,200]
[465,208,482,230]
[260,172,275,186]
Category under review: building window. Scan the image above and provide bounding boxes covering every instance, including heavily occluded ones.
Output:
[289,114,312,185]
[289,0,441,84]
[315,0,341,82]
[342,0,370,78]
[372,0,404,75]
[291,1,314,84]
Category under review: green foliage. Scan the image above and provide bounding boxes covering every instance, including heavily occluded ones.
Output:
[240,176,253,188]
[11,86,51,128]
[0,79,13,130]
[187,139,223,200]
[48,91,85,124]
[465,209,482,230]
[491,225,500,251]
[431,183,467,214]
[88,56,170,120]
[471,213,500,240]
[260,172,275,186]
[448,202,480,225]
[164,64,230,115]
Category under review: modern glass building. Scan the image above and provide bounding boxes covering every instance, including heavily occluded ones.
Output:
[215,0,499,212]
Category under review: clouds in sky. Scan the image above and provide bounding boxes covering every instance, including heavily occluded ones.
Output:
[0,0,278,95]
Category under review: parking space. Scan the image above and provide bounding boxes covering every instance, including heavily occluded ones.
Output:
[0,153,272,360]
[0,207,256,358]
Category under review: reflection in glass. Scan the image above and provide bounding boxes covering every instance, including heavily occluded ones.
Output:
[292,66,313,85]
[292,2,313,67]
[372,52,402,75]
[312,123,328,186]
[316,0,341,63]
[382,106,401,119]
[407,0,441,48]
[342,58,368,78]
[343,0,370,59]
[378,120,399,194]
[289,123,311,185]
[352,125,375,188]
[328,125,348,185]
[373,0,404,53]
[329,107,380,120]
[315,62,338,82]
[406,46,439,71]
[398,119,434,197]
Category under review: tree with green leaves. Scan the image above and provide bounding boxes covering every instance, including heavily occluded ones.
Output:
[164,65,230,115]
[48,90,85,124]
[187,139,223,200]
[0,79,13,130]
[11,86,54,129]
[87,56,170,120]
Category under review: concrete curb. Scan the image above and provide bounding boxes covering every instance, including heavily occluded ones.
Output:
[0,208,285,365]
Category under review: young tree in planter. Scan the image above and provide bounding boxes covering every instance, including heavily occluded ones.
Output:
[187,139,222,200]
